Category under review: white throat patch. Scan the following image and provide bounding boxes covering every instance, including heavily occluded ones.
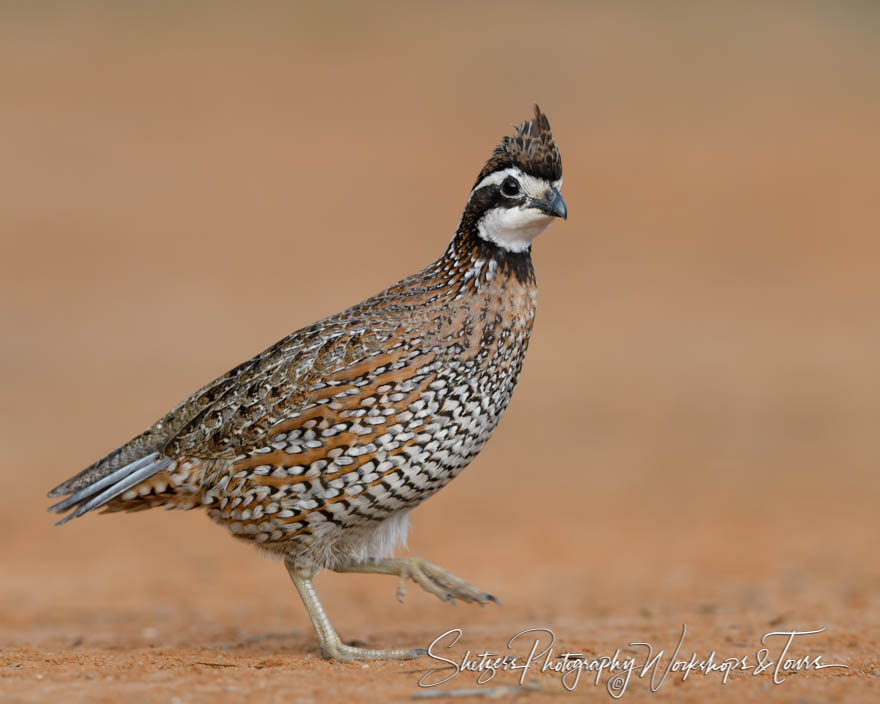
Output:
[471,167,562,253]
[477,208,554,253]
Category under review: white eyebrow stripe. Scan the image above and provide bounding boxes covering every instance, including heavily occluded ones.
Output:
[470,167,562,198]
[471,167,522,193]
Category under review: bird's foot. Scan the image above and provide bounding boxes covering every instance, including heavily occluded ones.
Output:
[338,557,499,606]
[394,558,499,605]
[286,557,425,663]
[317,633,425,662]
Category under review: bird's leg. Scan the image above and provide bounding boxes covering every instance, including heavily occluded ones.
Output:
[334,557,499,606]
[284,556,424,662]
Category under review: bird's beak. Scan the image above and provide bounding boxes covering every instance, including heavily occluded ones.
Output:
[533,188,567,220]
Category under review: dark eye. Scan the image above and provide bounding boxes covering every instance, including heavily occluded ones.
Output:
[500,177,521,197]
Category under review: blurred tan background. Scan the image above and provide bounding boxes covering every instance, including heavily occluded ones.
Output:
[1,2,878,702]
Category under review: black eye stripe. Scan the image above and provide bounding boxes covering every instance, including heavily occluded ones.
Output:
[496,194,526,207]
[469,184,526,211]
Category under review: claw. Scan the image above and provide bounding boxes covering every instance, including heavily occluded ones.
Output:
[335,557,498,612]
[396,575,408,603]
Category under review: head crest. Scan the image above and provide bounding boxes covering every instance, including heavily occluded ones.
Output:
[474,105,562,187]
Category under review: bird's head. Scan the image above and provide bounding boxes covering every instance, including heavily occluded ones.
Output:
[461,105,566,253]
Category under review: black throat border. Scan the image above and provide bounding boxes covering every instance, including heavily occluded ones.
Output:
[454,227,536,286]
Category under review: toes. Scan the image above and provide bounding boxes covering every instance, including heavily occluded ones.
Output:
[399,559,498,607]
[342,645,424,661]
[322,643,424,662]
[321,648,356,664]
[427,574,484,602]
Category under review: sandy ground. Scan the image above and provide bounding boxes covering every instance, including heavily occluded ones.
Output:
[1,3,879,702]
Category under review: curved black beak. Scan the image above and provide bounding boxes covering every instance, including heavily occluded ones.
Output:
[534,188,567,220]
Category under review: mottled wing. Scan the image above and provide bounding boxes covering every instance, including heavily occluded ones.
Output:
[162,316,401,461]
[198,335,450,549]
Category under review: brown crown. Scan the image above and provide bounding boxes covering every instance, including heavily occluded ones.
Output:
[474,105,562,187]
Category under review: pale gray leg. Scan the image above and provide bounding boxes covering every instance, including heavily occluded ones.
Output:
[284,557,424,662]
[335,557,499,606]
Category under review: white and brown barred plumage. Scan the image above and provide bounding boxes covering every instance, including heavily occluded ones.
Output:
[48,106,567,661]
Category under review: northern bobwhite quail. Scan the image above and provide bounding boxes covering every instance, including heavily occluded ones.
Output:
[48,105,567,661]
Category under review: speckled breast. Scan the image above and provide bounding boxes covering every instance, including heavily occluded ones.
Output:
[200,263,537,547]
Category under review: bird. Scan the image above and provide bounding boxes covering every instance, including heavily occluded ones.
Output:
[48,105,567,661]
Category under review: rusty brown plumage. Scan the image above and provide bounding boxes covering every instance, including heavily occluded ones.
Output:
[48,107,567,661]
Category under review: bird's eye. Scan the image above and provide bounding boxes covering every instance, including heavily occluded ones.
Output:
[500,177,521,197]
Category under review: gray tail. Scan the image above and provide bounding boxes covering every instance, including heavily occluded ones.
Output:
[48,450,172,526]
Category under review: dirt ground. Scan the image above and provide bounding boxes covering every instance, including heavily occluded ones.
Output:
[1,3,879,702]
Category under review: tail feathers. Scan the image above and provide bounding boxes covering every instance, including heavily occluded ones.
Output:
[48,431,162,499]
[48,452,172,526]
